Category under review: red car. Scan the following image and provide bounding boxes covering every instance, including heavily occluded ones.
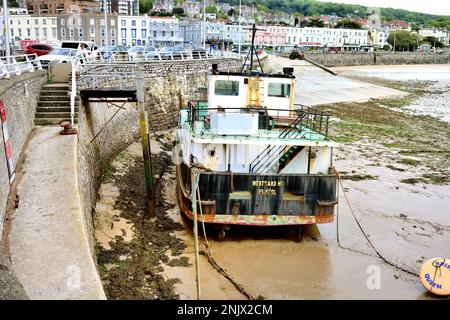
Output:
[25,43,54,57]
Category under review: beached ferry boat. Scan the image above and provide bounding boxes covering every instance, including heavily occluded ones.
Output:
[174,25,339,238]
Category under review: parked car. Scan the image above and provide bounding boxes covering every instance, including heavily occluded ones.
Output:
[159,45,187,60]
[128,46,157,61]
[61,40,95,50]
[36,48,77,68]
[98,45,129,61]
[25,43,55,57]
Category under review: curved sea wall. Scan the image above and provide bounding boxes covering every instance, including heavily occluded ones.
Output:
[76,58,242,251]
[0,71,47,299]
[0,71,47,237]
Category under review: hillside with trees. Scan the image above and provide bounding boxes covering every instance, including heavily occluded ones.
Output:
[218,0,450,28]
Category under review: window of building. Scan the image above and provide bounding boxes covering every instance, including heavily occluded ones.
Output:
[214,80,239,96]
[79,28,83,37]
[131,29,136,38]
[268,83,291,97]
[90,28,95,37]
[110,19,115,26]
[142,20,146,27]
[35,19,38,25]
[131,20,136,26]
[100,19,105,26]
[52,19,56,25]
[142,29,147,39]
[90,19,95,26]
[111,29,116,37]
[35,28,39,38]
[121,28,126,38]
[52,28,57,38]
[69,28,74,37]
[27,28,31,37]
[121,20,126,26]
[43,19,47,25]
[61,19,65,26]
[101,28,105,37]
[111,39,116,45]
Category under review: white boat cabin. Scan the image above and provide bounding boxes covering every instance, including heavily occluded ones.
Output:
[176,66,338,175]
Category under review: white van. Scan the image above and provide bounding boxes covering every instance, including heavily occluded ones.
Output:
[61,41,98,61]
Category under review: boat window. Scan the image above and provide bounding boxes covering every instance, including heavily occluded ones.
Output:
[214,80,239,96]
[268,83,291,98]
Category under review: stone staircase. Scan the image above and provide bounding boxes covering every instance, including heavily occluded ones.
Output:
[35,83,79,126]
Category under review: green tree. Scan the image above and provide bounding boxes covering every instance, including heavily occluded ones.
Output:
[227,8,236,16]
[336,18,362,29]
[139,0,153,14]
[421,36,444,48]
[205,6,217,14]
[387,31,421,51]
[172,7,185,16]
[305,17,324,28]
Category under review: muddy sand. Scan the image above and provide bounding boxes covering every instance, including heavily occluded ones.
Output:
[94,65,450,300]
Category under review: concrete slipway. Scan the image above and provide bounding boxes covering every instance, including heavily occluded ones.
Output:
[267,56,407,106]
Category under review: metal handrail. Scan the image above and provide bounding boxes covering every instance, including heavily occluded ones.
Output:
[0,54,42,79]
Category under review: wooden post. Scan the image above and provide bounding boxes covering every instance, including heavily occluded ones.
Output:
[136,69,156,219]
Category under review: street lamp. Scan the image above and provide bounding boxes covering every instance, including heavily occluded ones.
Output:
[104,0,109,57]
[238,0,241,55]
[203,0,206,49]
[2,0,11,57]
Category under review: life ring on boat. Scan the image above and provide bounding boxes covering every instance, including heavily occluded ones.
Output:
[419,258,450,296]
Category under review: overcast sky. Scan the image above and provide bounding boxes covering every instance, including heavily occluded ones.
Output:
[316,0,450,16]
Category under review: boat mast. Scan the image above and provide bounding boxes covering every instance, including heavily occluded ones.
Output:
[241,23,264,73]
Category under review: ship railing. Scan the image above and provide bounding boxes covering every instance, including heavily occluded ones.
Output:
[0,54,42,79]
[187,103,331,139]
[249,105,331,173]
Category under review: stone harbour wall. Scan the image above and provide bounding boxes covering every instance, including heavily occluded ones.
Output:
[0,71,47,237]
[0,71,46,300]
[304,52,450,67]
[77,58,242,251]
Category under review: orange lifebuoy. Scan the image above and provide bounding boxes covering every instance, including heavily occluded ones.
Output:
[419,258,450,296]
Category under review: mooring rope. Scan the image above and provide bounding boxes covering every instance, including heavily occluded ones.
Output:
[195,174,255,300]
[336,172,419,277]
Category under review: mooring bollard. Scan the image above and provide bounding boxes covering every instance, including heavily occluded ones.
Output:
[59,120,77,135]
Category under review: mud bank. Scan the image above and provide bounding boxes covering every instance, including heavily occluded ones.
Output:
[94,136,188,299]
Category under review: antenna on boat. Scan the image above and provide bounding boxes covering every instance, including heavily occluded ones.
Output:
[241,23,265,74]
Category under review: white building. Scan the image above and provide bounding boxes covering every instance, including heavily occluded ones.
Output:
[100,0,139,15]
[369,29,389,48]
[182,21,246,47]
[285,26,368,50]
[118,15,183,47]
[0,15,59,47]
[419,28,449,45]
